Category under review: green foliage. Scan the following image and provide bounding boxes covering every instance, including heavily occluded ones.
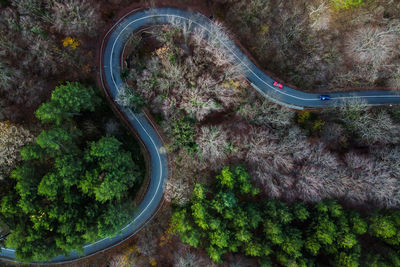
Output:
[312,120,325,134]
[35,82,99,125]
[292,202,310,221]
[332,0,364,10]
[36,126,80,156]
[172,165,400,266]
[51,82,99,113]
[20,144,45,161]
[297,111,310,124]
[171,115,197,153]
[362,248,400,267]
[120,68,129,79]
[334,250,360,267]
[172,166,261,262]
[349,211,368,235]
[368,211,400,245]
[0,82,141,262]
[81,137,140,202]
[34,103,65,126]
[216,166,235,190]
[30,27,48,38]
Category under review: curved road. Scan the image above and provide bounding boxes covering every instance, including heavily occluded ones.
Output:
[1,7,400,264]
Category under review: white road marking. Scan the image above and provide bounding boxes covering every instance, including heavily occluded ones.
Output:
[109,12,399,103]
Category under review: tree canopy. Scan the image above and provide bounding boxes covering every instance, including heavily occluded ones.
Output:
[80,136,140,202]
[171,166,400,267]
[35,82,100,125]
[0,82,142,261]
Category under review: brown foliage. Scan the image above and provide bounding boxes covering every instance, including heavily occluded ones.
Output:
[52,0,102,37]
[0,121,34,181]
[173,243,216,267]
[221,0,400,91]
[131,25,246,122]
[0,0,103,121]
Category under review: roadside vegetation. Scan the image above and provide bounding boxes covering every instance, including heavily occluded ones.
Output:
[0,0,104,123]
[1,0,400,266]
[0,0,146,262]
[123,24,400,210]
[0,82,144,261]
[106,21,400,266]
[219,0,400,92]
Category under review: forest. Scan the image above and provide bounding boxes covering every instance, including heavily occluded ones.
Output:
[1,0,400,266]
[172,166,400,267]
[1,82,145,262]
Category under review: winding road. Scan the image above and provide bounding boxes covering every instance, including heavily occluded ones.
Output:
[1,7,400,265]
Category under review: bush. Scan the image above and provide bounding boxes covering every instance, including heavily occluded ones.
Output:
[62,36,80,49]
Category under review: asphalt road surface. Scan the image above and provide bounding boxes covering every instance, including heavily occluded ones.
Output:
[1,7,399,265]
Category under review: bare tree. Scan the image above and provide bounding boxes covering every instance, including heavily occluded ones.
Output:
[181,86,222,121]
[52,0,101,36]
[116,85,144,112]
[237,92,294,129]
[388,66,400,89]
[173,243,216,267]
[346,24,400,66]
[133,25,247,123]
[12,0,54,23]
[107,251,147,267]
[164,157,192,207]
[0,63,21,90]
[0,121,34,181]
[321,122,345,147]
[25,37,59,75]
[337,98,400,145]
[343,146,400,208]
[308,1,331,31]
[197,125,228,164]
[107,254,128,267]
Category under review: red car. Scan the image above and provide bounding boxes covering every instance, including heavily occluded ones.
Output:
[273,81,283,89]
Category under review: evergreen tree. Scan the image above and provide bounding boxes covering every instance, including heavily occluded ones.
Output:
[0,82,141,262]
[171,165,400,267]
